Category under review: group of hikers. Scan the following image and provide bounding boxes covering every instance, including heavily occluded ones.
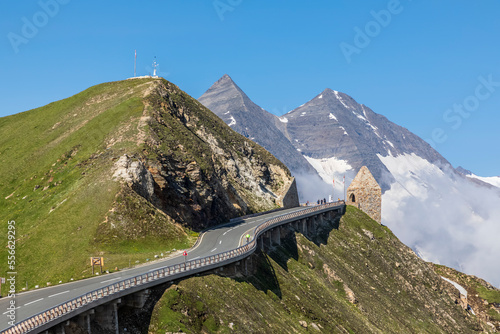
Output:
[305,198,343,206]
[305,198,328,206]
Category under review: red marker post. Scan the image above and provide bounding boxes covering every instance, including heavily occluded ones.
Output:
[183,251,187,269]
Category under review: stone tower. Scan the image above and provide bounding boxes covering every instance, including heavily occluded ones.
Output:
[346,166,382,223]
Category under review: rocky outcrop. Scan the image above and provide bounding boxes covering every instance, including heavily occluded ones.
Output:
[112,154,155,201]
[122,79,296,230]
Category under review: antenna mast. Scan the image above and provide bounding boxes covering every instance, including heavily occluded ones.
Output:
[152,56,158,78]
[134,50,137,77]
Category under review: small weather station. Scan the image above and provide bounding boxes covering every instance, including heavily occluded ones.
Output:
[128,50,161,80]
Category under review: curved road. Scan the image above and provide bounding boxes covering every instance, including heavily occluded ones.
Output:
[1,206,312,332]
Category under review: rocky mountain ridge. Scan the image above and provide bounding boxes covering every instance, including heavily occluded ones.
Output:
[198,74,320,177]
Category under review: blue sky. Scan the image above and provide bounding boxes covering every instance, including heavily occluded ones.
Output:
[1,1,500,176]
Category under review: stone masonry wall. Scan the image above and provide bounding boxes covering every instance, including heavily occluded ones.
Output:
[278,177,299,209]
[346,166,381,223]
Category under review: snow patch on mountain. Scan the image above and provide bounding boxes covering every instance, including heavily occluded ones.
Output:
[441,276,468,297]
[329,113,337,121]
[467,174,500,188]
[352,106,378,132]
[356,114,368,122]
[361,105,369,118]
[304,155,356,196]
[378,153,500,287]
[228,116,236,126]
[279,117,288,123]
[334,91,351,110]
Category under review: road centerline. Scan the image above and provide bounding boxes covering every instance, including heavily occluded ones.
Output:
[48,290,70,298]
[24,298,43,306]
[100,277,121,283]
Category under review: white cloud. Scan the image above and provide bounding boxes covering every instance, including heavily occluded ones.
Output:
[467,174,500,188]
[379,153,500,287]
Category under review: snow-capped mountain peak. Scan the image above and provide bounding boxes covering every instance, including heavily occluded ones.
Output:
[281,90,448,191]
[198,75,320,178]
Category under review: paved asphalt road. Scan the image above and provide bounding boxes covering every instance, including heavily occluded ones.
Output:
[0,206,309,331]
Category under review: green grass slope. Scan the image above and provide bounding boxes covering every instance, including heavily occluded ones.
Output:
[149,206,488,333]
[0,78,191,291]
[0,77,292,295]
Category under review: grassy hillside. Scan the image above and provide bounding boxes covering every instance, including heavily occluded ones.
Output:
[0,77,293,295]
[149,206,490,333]
[0,78,189,290]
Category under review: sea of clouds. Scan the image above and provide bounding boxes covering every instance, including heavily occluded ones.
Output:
[379,153,500,288]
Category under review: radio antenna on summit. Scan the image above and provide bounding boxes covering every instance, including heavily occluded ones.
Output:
[134,50,137,77]
[152,56,158,78]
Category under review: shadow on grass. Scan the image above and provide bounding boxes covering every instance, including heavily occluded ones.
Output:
[240,215,342,300]
[268,216,341,273]
[241,250,283,299]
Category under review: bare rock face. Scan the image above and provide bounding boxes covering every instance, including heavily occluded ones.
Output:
[113,154,155,201]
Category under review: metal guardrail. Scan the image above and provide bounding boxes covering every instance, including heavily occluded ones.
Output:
[3,202,344,334]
